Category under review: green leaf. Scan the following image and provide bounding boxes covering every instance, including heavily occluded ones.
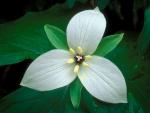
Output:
[138,7,150,54]
[128,93,144,113]
[105,32,149,113]
[0,87,71,113]
[0,4,75,66]
[44,24,68,50]
[82,89,143,113]
[70,79,83,108]
[0,28,53,66]
[98,0,110,10]
[128,61,150,113]
[94,33,124,56]
[0,86,143,113]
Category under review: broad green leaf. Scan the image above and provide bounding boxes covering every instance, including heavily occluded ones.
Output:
[127,93,144,113]
[0,4,76,66]
[0,45,31,65]
[0,86,143,113]
[105,32,149,113]
[98,0,110,10]
[0,87,71,113]
[128,66,150,113]
[94,33,124,56]
[138,7,150,54]
[94,93,143,113]
[44,24,68,50]
[0,28,53,66]
[70,79,82,108]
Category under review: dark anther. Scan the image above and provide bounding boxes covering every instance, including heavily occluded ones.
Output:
[74,54,85,64]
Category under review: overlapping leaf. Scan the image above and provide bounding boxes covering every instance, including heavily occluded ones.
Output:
[0,4,73,66]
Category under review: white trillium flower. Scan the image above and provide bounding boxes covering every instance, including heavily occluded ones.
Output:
[20,7,127,103]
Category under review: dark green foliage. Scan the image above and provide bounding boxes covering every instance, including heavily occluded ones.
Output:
[138,7,150,54]
[0,87,143,113]
[0,4,73,66]
[98,0,110,10]
[66,0,87,8]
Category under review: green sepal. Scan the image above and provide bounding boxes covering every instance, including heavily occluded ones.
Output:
[94,33,124,56]
[70,78,83,108]
[44,24,68,50]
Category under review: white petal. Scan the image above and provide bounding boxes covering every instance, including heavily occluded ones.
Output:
[20,49,76,91]
[78,56,127,103]
[67,8,106,55]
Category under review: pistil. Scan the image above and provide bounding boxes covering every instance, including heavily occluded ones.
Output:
[74,54,85,64]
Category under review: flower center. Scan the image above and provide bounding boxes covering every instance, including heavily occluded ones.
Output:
[67,47,92,74]
[74,54,85,64]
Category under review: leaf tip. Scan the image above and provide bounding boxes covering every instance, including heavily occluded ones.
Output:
[44,24,49,30]
[120,33,124,38]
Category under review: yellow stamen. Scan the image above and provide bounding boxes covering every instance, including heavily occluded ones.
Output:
[77,46,83,54]
[69,48,75,54]
[74,65,80,73]
[82,62,89,67]
[67,58,74,64]
[85,55,92,60]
